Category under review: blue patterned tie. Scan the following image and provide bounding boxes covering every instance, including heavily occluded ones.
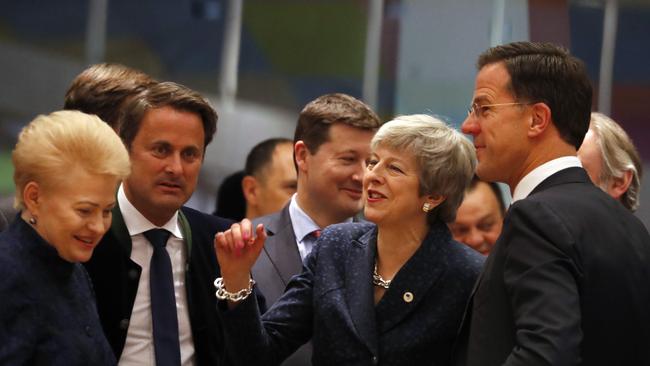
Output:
[144,229,181,366]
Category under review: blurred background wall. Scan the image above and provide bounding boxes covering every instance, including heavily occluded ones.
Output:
[0,0,648,227]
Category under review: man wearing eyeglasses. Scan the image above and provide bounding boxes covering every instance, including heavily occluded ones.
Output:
[452,42,650,366]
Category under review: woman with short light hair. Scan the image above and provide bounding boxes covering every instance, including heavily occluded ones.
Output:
[214,114,484,365]
[0,110,130,364]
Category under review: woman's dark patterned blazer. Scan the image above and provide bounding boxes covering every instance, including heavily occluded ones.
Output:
[221,221,484,366]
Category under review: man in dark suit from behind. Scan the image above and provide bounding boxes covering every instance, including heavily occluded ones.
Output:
[251,93,381,365]
[63,62,156,131]
[84,82,235,365]
[453,41,650,366]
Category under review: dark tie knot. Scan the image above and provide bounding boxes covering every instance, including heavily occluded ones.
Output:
[144,229,171,249]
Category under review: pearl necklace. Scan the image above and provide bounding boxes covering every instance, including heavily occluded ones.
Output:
[372,262,392,289]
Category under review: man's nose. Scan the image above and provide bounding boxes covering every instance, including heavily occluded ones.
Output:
[461,115,480,136]
[165,153,183,175]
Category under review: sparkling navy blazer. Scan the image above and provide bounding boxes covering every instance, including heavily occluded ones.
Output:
[221,221,484,366]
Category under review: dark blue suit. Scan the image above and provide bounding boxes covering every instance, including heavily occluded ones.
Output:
[453,168,650,366]
[84,205,235,365]
[221,221,484,366]
[0,217,115,365]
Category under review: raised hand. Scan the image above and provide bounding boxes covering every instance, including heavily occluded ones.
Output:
[214,218,267,293]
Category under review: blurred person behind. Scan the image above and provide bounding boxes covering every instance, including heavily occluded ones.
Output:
[578,112,643,211]
[0,111,130,364]
[241,138,296,219]
[214,115,484,366]
[64,62,157,130]
[214,171,247,221]
[449,176,505,255]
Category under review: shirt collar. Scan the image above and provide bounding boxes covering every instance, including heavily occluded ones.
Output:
[288,194,353,242]
[288,194,321,242]
[117,184,183,239]
[512,156,582,203]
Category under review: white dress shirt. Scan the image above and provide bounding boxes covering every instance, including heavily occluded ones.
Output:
[511,156,583,203]
[288,194,353,261]
[117,185,195,366]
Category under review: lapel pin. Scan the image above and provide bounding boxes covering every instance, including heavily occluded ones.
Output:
[403,291,414,303]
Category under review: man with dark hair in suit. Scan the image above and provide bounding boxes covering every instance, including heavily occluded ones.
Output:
[84,82,238,365]
[63,63,156,130]
[241,137,296,220]
[453,42,650,366]
[251,93,380,365]
[213,138,296,221]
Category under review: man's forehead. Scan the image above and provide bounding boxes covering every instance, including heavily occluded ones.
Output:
[473,63,512,99]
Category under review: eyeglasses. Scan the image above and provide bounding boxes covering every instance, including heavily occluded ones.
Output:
[467,102,530,119]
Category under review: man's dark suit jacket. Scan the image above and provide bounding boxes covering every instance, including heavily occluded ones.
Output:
[453,167,650,366]
[251,203,312,366]
[84,205,233,365]
[222,221,484,366]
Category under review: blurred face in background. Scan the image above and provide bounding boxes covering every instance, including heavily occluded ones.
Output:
[243,142,297,218]
[449,181,504,255]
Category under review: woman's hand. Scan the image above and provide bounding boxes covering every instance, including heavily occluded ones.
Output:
[214,219,267,293]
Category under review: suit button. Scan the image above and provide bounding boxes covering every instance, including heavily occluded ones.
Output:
[371,355,378,365]
[85,325,92,336]
[119,319,130,330]
[128,269,138,280]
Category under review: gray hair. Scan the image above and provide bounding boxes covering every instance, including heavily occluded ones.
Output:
[371,114,477,223]
[590,112,642,211]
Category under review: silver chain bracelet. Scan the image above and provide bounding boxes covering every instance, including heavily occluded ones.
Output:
[214,277,256,302]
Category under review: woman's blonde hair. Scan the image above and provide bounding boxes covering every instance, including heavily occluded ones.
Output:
[12,110,131,209]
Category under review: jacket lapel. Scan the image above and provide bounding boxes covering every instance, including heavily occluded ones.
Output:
[110,203,133,255]
[375,221,448,333]
[345,227,379,356]
[263,205,303,285]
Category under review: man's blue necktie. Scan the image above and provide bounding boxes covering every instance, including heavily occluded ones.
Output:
[144,229,181,366]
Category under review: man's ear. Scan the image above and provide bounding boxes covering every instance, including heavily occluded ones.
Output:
[607,170,633,201]
[294,141,310,174]
[528,102,552,138]
[241,175,259,206]
[23,181,42,215]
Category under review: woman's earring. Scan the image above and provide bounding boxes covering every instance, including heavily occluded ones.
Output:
[422,202,432,213]
[29,216,37,225]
